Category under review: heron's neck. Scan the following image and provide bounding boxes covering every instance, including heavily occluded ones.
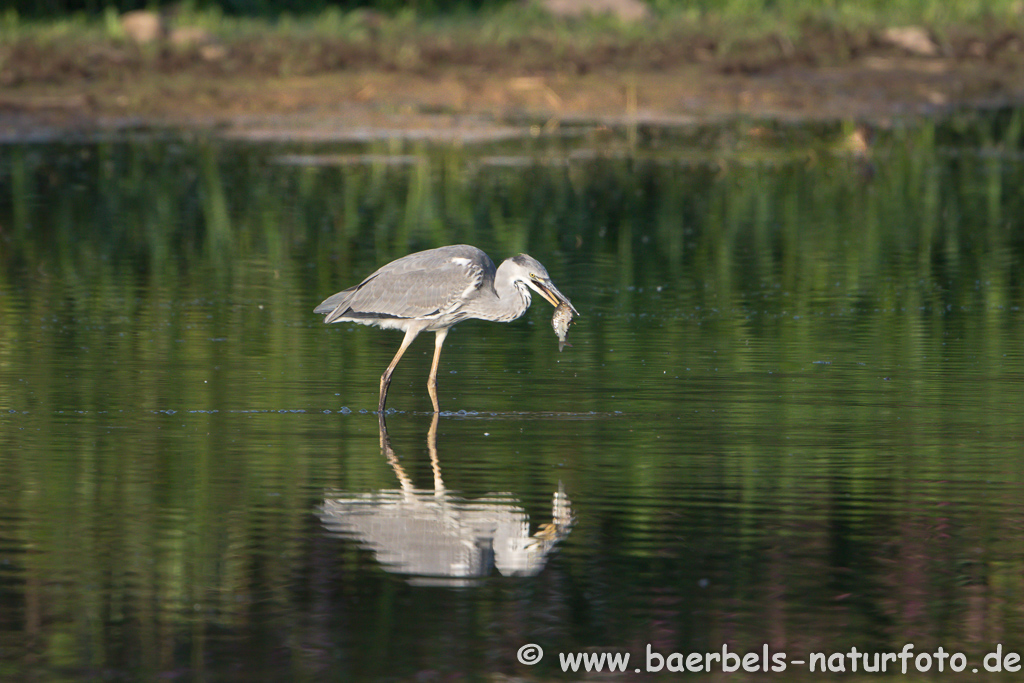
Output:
[489,263,532,322]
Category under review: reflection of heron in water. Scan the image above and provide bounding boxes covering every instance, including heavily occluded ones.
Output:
[319,414,574,586]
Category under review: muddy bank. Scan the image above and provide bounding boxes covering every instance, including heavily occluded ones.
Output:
[2,23,1023,140]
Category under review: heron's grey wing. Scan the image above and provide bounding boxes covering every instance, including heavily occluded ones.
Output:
[326,248,491,321]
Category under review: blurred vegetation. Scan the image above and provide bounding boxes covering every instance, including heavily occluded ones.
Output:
[4,0,1023,97]
[1,113,1024,679]
[4,0,1024,43]
[14,0,510,18]
[8,0,1024,23]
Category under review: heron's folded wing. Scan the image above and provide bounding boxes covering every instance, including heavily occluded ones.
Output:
[337,250,489,320]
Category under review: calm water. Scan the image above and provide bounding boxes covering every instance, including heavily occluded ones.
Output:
[2,114,1024,681]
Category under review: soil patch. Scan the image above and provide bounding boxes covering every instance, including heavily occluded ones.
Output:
[2,22,1023,141]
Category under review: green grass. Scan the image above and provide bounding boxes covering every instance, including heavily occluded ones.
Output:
[2,0,1023,48]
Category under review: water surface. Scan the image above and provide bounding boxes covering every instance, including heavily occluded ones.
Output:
[2,115,1024,680]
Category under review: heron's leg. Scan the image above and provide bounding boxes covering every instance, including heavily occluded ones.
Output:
[427,413,443,496]
[379,328,419,413]
[427,328,449,413]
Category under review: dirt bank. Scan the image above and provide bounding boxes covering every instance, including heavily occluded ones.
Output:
[2,23,1023,141]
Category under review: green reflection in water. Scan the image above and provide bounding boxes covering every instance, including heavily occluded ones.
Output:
[1,113,1024,680]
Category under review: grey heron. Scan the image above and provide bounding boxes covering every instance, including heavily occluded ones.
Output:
[315,244,578,413]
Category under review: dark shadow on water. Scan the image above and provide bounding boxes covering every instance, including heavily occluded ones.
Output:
[318,413,574,586]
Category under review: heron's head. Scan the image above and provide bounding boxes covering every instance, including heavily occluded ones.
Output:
[507,254,579,315]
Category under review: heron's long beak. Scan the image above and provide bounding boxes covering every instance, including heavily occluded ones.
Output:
[531,279,579,316]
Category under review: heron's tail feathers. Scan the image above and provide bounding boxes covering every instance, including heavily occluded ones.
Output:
[315,288,356,321]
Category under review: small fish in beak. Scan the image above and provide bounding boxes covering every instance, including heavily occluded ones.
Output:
[551,302,575,351]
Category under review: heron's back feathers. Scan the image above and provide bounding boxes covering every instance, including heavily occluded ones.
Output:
[315,245,497,327]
